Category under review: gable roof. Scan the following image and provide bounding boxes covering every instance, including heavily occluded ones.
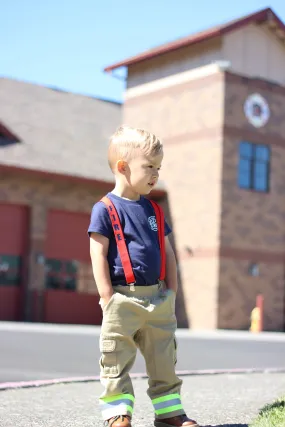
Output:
[104,7,285,72]
[0,77,121,184]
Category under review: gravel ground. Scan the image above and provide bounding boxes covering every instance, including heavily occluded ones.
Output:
[1,373,285,427]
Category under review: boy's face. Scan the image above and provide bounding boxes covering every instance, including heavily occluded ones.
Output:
[118,151,163,195]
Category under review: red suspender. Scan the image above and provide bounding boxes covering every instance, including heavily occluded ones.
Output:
[100,196,166,288]
[149,200,166,281]
[101,196,136,287]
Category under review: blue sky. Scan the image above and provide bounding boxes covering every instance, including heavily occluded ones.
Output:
[1,0,285,103]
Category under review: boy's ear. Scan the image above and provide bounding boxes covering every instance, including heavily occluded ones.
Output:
[117,160,127,174]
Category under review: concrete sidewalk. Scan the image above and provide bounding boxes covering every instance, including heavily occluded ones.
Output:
[1,321,285,342]
[1,373,285,427]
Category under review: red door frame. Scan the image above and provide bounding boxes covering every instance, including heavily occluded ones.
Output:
[0,203,30,321]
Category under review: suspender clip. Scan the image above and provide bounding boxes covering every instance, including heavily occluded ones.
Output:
[129,283,135,292]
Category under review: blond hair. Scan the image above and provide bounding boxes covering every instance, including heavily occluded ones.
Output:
[108,125,163,172]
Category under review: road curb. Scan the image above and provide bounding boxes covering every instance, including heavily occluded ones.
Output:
[1,367,285,391]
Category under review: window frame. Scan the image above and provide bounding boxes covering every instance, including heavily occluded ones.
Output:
[238,141,270,193]
[45,259,77,291]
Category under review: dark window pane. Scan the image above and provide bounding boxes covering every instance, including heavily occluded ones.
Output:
[66,260,78,275]
[239,142,253,158]
[254,160,269,192]
[254,175,268,192]
[254,162,268,177]
[239,158,251,173]
[238,170,251,188]
[255,145,270,161]
[238,157,251,189]
[64,276,76,291]
[46,259,62,273]
[2,255,21,270]
[0,255,21,286]
[46,276,61,290]
[45,258,63,289]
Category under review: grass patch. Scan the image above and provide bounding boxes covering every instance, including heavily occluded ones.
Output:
[250,395,285,427]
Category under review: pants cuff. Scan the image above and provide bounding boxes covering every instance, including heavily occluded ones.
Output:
[152,393,184,419]
[99,394,134,421]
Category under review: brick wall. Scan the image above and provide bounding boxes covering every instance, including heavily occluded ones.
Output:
[124,71,225,329]
[123,68,285,331]
[218,72,285,331]
[218,258,284,331]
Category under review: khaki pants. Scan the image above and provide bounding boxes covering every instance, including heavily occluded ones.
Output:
[99,283,185,421]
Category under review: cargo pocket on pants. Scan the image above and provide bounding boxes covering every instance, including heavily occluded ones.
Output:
[100,338,118,377]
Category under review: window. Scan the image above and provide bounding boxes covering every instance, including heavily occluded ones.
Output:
[238,142,270,192]
[0,255,22,286]
[45,259,96,293]
[45,259,77,291]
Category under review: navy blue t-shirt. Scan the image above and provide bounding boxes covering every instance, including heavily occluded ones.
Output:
[88,192,171,286]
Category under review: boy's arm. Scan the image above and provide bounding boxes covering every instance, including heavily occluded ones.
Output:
[90,232,114,307]
[164,236,178,293]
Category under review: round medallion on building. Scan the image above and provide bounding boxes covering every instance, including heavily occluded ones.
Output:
[244,93,270,128]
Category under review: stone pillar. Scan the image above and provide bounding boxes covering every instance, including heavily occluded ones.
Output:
[24,203,47,322]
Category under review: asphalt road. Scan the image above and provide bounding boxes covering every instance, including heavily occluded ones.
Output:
[0,322,285,383]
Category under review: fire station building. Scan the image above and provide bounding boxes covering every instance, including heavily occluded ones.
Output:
[1,7,285,331]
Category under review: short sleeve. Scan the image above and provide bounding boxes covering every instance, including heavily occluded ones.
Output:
[164,219,171,236]
[87,202,113,239]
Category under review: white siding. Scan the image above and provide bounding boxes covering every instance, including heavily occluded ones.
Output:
[127,39,223,88]
[126,23,285,91]
[223,23,285,85]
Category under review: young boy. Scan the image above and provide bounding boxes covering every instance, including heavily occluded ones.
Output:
[88,126,199,427]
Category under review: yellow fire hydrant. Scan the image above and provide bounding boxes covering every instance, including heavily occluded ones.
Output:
[250,307,261,333]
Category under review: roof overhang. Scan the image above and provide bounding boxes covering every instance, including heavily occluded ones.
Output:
[104,8,285,73]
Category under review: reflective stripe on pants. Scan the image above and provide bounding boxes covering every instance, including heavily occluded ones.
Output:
[99,394,135,420]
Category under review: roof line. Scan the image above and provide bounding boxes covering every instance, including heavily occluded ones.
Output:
[104,7,284,72]
[0,76,122,105]
[47,85,122,105]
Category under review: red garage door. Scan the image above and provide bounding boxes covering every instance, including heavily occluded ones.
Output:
[44,210,101,325]
[0,203,29,321]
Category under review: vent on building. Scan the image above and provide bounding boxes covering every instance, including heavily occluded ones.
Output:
[248,263,259,277]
